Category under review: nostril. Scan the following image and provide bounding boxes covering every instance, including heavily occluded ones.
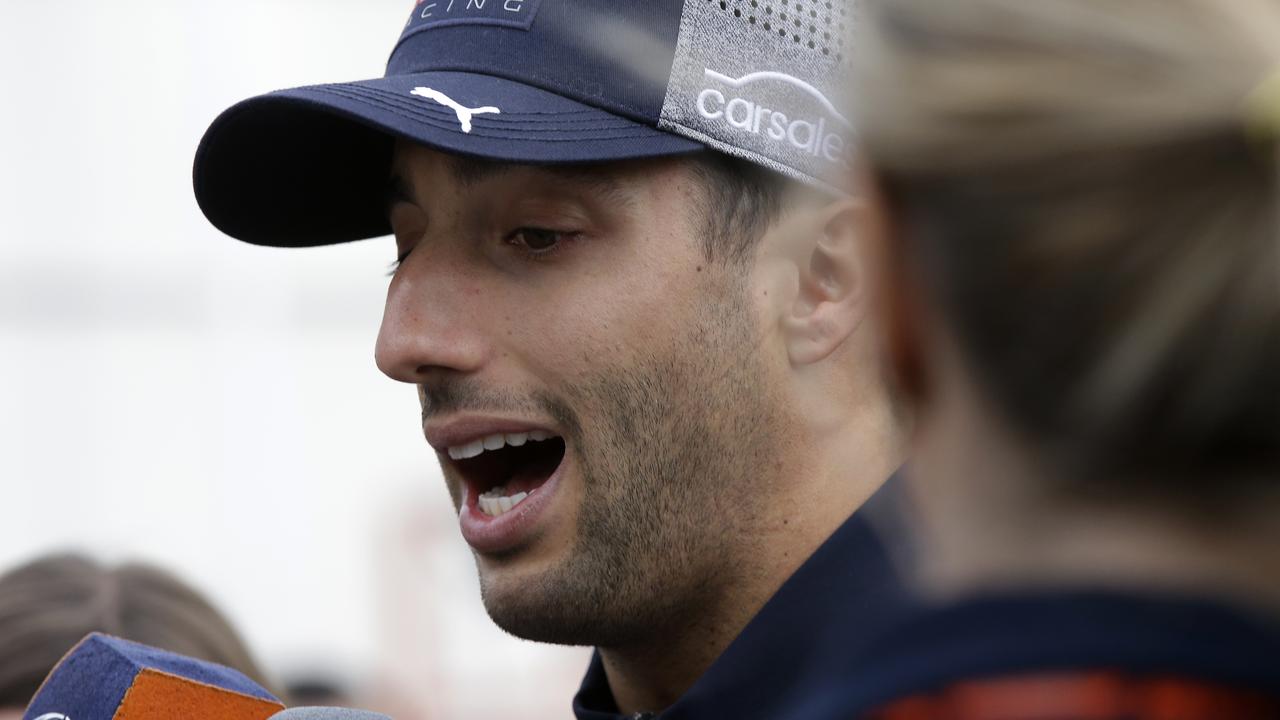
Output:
[373,333,428,384]
[376,299,489,378]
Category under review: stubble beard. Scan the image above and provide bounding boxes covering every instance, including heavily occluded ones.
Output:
[479,280,786,649]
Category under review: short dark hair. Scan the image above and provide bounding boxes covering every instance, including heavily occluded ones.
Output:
[687,152,791,266]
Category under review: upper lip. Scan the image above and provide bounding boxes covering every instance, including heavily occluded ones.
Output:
[424,415,560,453]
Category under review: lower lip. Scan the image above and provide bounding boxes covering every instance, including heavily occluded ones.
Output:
[457,457,566,555]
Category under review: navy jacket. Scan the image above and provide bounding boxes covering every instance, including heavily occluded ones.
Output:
[788,590,1280,718]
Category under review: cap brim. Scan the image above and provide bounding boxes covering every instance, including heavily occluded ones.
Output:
[194,71,705,247]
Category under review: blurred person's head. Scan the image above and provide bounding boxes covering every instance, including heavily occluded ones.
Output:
[855,0,1280,602]
[0,553,278,714]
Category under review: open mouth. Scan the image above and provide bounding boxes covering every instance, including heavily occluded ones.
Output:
[446,431,567,519]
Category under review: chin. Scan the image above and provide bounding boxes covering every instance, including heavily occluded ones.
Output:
[476,550,628,645]
[479,573,600,646]
[476,552,669,648]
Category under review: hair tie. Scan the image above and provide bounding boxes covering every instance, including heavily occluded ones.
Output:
[1245,68,1280,142]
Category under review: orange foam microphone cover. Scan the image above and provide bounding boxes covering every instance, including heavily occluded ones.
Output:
[22,632,284,720]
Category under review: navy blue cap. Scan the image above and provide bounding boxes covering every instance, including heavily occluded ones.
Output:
[194,0,853,247]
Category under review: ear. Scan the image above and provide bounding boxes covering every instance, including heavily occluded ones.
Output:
[782,198,868,367]
[856,164,929,402]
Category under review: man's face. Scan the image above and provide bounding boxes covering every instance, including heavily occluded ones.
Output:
[376,143,787,647]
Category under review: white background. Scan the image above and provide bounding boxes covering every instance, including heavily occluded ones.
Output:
[0,2,589,717]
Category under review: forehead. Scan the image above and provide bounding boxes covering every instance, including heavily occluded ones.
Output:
[389,140,692,205]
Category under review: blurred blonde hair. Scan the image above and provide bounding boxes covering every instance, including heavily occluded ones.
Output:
[855,0,1280,492]
[0,554,280,708]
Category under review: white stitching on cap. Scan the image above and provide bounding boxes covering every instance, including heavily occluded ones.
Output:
[409,87,501,132]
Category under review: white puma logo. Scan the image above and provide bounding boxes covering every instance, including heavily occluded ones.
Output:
[410,87,501,133]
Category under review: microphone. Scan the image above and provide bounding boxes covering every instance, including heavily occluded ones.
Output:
[22,632,285,720]
[269,709,391,720]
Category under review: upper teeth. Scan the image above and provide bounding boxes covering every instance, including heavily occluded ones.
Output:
[447,430,553,460]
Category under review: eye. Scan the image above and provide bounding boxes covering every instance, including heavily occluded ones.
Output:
[387,201,425,277]
[506,227,576,256]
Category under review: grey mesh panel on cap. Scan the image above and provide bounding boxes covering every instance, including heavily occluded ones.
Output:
[660,0,854,192]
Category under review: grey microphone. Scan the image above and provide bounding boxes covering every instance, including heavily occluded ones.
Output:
[268,708,391,720]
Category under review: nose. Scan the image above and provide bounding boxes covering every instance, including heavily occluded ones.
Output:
[375,260,488,385]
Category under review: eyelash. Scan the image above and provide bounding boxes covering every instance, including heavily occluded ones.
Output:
[505,227,580,261]
[386,227,578,276]
[386,253,410,278]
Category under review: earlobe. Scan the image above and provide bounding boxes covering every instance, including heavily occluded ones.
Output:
[784,200,867,367]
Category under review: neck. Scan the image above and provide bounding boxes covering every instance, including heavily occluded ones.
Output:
[599,396,902,715]
[910,379,1280,616]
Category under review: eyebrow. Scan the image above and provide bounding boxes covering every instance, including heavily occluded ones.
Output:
[388,157,639,217]
[448,155,510,187]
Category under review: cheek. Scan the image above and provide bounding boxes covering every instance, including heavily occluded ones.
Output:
[528,272,704,371]
[519,294,691,379]
[495,204,713,377]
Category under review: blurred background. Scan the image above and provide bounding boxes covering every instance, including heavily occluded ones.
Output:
[0,1,589,717]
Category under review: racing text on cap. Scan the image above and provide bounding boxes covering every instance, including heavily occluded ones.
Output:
[404,0,544,36]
